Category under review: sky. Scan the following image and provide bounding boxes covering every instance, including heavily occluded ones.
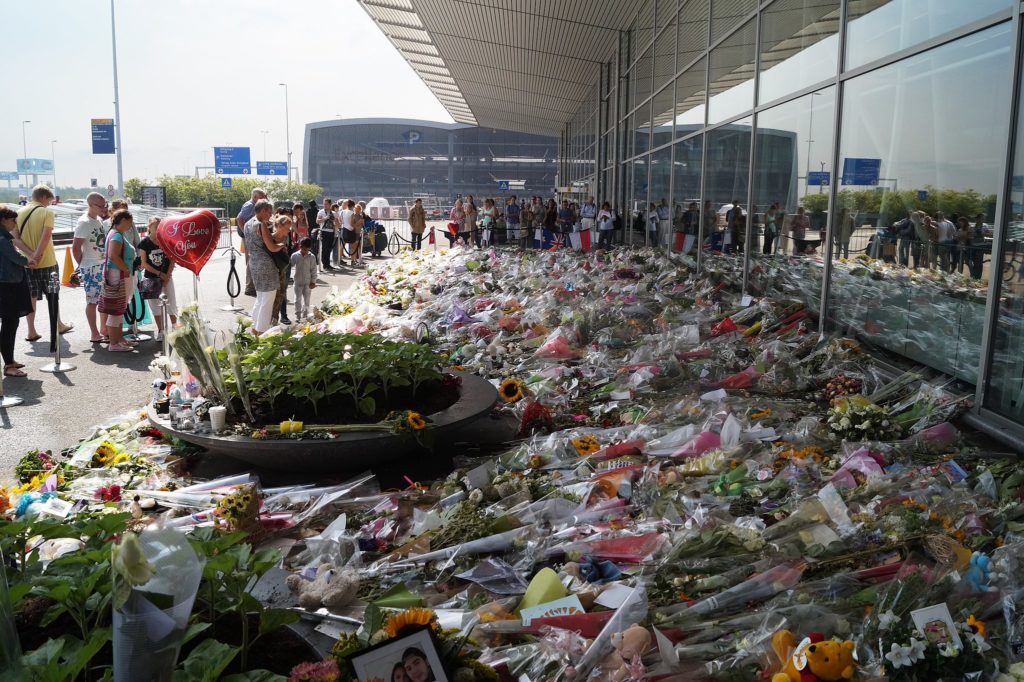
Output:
[2,0,453,189]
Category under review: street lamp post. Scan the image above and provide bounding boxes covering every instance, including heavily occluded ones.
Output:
[21,120,30,189]
[260,130,270,161]
[278,83,292,181]
[110,0,125,198]
[51,140,57,191]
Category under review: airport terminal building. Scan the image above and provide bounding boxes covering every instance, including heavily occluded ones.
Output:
[357,0,1024,443]
[303,118,557,203]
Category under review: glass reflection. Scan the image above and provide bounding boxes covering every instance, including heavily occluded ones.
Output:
[707,18,756,125]
[630,157,649,244]
[651,144,673,247]
[711,0,755,45]
[758,0,840,104]
[674,57,707,127]
[672,135,703,255]
[829,23,1011,384]
[677,0,709,70]
[846,0,1011,70]
[704,117,752,255]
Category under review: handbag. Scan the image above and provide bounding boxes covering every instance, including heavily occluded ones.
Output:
[139,276,163,299]
[97,270,128,315]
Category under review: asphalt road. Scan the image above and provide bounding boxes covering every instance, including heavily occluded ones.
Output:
[0,240,370,476]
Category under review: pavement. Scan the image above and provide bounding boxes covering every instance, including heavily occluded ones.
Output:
[0,237,377,475]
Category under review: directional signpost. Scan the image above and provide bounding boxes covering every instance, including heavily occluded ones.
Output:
[256,161,288,176]
[807,171,830,187]
[841,158,881,186]
[214,147,251,175]
[91,119,116,154]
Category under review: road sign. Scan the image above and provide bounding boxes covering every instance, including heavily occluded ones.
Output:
[221,177,233,188]
[917,190,928,202]
[0,171,19,180]
[807,171,830,187]
[16,158,54,173]
[256,161,288,176]
[90,178,98,188]
[91,118,116,154]
[106,184,115,197]
[402,129,421,145]
[841,158,881,186]
[497,180,510,191]
[141,186,167,208]
[214,147,251,175]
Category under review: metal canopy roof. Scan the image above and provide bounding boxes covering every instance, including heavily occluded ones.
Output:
[359,0,642,135]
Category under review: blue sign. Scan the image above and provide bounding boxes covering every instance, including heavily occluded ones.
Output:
[221,177,232,188]
[0,171,19,180]
[91,118,116,154]
[807,171,830,187]
[917,190,928,202]
[16,158,54,173]
[497,180,510,191]
[1013,175,1024,191]
[401,129,422,145]
[256,161,288,176]
[841,158,881,186]
[214,147,251,175]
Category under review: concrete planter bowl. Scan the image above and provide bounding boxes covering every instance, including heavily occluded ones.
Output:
[147,371,497,473]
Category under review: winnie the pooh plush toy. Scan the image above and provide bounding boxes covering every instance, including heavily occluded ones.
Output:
[771,630,855,682]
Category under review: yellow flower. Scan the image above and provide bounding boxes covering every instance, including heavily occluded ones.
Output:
[407,411,427,431]
[572,435,601,456]
[112,453,130,464]
[382,608,437,639]
[499,378,524,403]
[967,615,986,637]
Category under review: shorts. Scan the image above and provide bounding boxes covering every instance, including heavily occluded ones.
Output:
[27,265,59,299]
[81,264,104,305]
[507,221,520,239]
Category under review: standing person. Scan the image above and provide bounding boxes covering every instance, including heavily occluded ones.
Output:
[349,202,365,265]
[236,187,267,296]
[517,199,531,250]
[893,213,914,266]
[408,198,426,250]
[99,210,137,352]
[791,206,810,254]
[542,199,557,249]
[464,197,478,247]
[504,195,521,246]
[480,198,498,247]
[0,207,35,377]
[597,201,615,250]
[835,208,855,259]
[337,199,357,262]
[725,200,744,255]
[447,199,465,247]
[293,202,310,241]
[970,214,987,279]
[954,216,972,274]
[305,200,321,266]
[244,200,284,334]
[530,197,544,248]
[762,203,778,255]
[272,212,294,326]
[935,211,956,271]
[316,198,338,271]
[701,200,716,252]
[73,192,109,343]
[18,184,72,343]
[290,238,317,320]
[922,215,939,269]
[137,216,177,340]
[558,200,574,248]
[656,198,671,248]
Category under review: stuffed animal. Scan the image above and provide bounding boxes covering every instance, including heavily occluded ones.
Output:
[965,551,991,592]
[594,624,651,682]
[771,630,855,682]
[286,563,360,611]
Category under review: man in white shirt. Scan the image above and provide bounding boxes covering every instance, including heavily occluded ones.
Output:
[73,192,109,342]
[338,200,355,265]
[316,198,337,271]
[935,211,956,272]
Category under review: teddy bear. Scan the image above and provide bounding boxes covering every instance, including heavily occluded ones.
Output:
[965,551,992,592]
[286,563,360,611]
[771,630,855,682]
[592,623,651,682]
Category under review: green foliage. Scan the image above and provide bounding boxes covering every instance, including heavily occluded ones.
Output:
[222,331,443,418]
[124,175,323,216]
[804,187,998,226]
[10,628,110,682]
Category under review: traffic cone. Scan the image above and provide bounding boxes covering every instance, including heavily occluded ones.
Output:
[60,247,76,287]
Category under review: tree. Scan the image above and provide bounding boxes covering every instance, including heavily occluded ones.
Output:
[123,175,323,216]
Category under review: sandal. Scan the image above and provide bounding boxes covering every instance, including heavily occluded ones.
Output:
[6,362,24,369]
[24,334,41,342]
[4,366,27,378]
[108,343,133,353]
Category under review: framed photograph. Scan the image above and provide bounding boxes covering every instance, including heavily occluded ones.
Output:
[910,603,963,650]
[348,626,449,682]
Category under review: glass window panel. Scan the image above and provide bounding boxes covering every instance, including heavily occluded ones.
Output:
[624,113,635,159]
[631,0,656,56]
[630,157,650,244]
[657,0,678,29]
[758,0,840,104]
[846,0,1011,71]
[704,116,752,255]
[651,144,673,246]
[634,102,652,159]
[750,87,835,303]
[830,23,1012,385]
[707,18,756,125]
[672,135,703,255]
[677,0,709,71]
[654,17,677,94]
[652,82,675,147]
[674,56,707,130]
[632,46,655,113]
[711,0,755,45]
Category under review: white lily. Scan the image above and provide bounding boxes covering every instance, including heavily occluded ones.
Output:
[885,643,913,668]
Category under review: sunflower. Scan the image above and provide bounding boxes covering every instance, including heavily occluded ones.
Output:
[572,435,601,456]
[381,608,438,639]
[499,378,524,403]
[406,411,427,431]
[93,441,119,465]
[967,615,986,637]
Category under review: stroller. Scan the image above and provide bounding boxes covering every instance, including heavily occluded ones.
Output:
[362,217,388,257]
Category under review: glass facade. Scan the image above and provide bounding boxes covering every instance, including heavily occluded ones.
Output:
[558,0,1024,435]
[305,120,557,203]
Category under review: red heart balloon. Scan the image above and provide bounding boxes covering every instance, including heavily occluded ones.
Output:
[154,209,221,275]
